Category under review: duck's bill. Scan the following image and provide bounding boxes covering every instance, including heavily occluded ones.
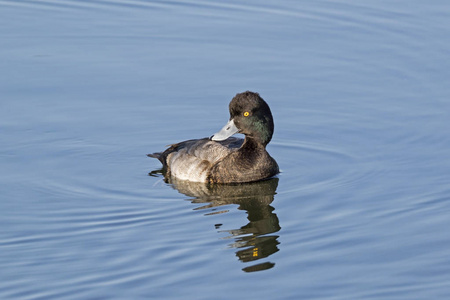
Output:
[210,119,239,141]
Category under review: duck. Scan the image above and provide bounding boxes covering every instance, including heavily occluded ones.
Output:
[148,91,279,184]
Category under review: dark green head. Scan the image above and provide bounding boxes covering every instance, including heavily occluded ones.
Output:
[211,91,275,147]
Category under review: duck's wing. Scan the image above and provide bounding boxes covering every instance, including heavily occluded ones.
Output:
[147,139,207,164]
[185,137,243,163]
[149,137,243,182]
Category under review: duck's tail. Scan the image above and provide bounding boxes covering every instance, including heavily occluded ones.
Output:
[148,152,166,165]
[147,152,161,159]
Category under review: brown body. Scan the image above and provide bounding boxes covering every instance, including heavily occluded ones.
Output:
[148,91,279,184]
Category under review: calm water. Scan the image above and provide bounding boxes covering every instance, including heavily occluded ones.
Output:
[1,0,450,299]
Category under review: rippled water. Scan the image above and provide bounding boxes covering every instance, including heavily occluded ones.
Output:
[1,0,450,299]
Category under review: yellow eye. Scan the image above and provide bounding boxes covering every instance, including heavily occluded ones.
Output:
[243,111,250,117]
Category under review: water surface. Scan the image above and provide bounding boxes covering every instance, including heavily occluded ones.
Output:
[1,0,450,299]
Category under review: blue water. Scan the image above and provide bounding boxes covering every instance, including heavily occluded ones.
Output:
[1,0,450,299]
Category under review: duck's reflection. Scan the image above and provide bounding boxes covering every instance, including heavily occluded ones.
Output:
[162,174,281,272]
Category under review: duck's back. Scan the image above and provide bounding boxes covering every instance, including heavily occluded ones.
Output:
[150,137,243,182]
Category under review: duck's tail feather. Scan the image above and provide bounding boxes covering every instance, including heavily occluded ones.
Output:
[147,152,162,159]
[147,152,167,166]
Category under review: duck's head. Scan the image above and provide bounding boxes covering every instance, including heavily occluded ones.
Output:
[211,91,274,146]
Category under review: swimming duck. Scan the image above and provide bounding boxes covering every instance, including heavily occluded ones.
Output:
[148,91,279,183]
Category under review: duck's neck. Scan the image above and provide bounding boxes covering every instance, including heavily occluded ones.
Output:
[240,136,266,153]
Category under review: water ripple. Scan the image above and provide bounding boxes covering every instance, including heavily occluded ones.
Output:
[272,138,383,195]
[0,0,166,12]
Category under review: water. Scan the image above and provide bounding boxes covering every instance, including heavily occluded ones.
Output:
[1,0,450,299]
